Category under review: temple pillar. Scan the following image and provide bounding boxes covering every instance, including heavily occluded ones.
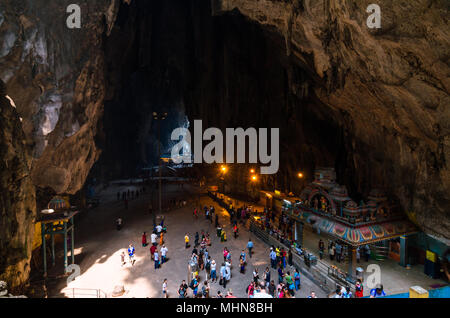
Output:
[51,226,55,267]
[71,217,75,264]
[399,235,409,267]
[63,222,68,270]
[347,245,357,282]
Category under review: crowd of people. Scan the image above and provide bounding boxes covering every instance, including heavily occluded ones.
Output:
[119,214,168,271]
[113,185,386,299]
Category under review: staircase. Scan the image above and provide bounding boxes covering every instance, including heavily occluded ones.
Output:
[370,243,389,261]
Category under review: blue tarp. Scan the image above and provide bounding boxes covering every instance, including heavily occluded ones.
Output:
[368,285,450,298]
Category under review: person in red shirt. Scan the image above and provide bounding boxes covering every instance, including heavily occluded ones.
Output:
[225,289,237,298]
[355,279,364,298]
[150,244,157,260]
[142,232,148,247]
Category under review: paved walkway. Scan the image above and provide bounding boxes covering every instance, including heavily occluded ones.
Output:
[49,183,325,298]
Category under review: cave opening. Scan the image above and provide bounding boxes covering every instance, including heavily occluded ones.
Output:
[89,0,367,202]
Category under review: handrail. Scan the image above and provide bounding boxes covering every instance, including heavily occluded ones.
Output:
[67,288,107,298]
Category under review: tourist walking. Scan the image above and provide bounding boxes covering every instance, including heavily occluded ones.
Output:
[270,248,277,269]
[239,258,245,274]
[162,279,168,298]
[154,250,160,269]
[319,239,325,260]
[160,245,168,264]
[210,259,217,283]
[150,244,156,260]
[220,229,227,242]
[253,268,260,284]
[263,267,271,287]
[205,256,211,279]
[142,232,148,247]
[120,251,126,267]
[178,284,187,298]
[201,281,210,298]
[294,268,301,290]
[185,233,190,249]
[190,275,199,297]
[220,263,227,288]
[355,280,364,298]
[247,239,254,258]
[285,271,295,296]
[268,280,276,297]
[116,217,123,231]
[195,232,199,247]
[225,265,231,287]
[151,232,158,246]
[128,244,135,265]
[277,265,284,284]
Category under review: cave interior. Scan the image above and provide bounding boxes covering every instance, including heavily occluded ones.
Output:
[92,0,383,204]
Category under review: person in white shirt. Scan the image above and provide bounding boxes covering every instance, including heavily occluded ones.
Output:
[210,260,217,282]
[156,224,163,234]
[151,232,158,246]
[160,245,168,263]
[154,251,160,270]
[116,217,122,231]
[162,279,168,298]
[225,259,231,272]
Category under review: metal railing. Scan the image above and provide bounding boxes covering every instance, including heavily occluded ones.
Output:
[66,288,107,298]
[249,219,355,295]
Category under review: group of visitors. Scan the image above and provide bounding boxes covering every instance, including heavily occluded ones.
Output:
[269,246,293,269]
[326,240,370,263]
[117,187,146,210]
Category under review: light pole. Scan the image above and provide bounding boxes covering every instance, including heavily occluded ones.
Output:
[250,172,258,201]
[219,165,227,193]
[153,112,168,215]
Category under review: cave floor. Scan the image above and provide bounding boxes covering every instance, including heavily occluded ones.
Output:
[48,182,325,298]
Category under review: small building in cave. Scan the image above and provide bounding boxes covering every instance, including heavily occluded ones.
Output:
[267,167,425,282]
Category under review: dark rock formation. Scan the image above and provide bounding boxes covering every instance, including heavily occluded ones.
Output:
[0,80,36,290]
